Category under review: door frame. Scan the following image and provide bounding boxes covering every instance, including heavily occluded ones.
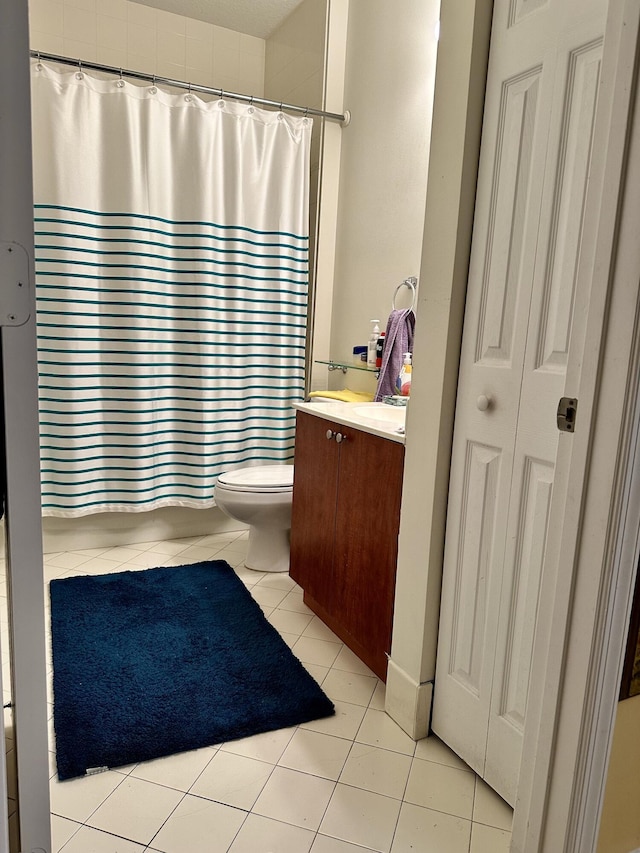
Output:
[0,1,52,850]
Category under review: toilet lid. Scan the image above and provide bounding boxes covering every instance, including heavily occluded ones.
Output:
[216,465,294,492]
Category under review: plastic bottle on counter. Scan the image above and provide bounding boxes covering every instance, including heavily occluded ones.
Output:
[367,321,380,368]
[375,331,386,369]
[396,352,412,396]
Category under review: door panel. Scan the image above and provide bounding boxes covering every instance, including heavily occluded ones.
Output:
[433,0,605,806]
[534,39,603,372]
[500,457,554,731]
[449,441,501,696]
[476,68,542,368]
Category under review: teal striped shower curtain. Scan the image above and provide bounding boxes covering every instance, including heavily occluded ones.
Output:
[30,62,311,516]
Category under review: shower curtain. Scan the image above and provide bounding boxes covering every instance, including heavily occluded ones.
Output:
[30,62,312,517]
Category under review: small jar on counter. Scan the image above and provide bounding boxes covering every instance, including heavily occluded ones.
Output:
[352,345,367,365]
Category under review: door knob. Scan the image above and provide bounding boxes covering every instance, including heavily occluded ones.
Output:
[326,429,336,440]
[335,432,346,443]
[477,395,492,411]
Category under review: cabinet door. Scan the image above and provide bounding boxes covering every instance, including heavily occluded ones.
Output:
[333,428,405,680]
[289,411,339,605]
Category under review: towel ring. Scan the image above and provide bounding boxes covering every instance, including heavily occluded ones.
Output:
[392,277,418,312]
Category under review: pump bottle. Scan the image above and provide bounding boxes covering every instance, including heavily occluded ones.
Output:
[367,321,380,368]
[396,352,412,396]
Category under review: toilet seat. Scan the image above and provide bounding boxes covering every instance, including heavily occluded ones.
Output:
[216,465,294,493]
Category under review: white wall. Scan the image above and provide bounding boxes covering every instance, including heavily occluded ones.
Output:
[317,0,439,396]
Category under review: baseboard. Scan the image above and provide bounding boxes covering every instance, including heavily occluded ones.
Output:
[384,657,432,740]
[41,506,246,553]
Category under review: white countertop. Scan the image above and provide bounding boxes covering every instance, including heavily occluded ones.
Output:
[293,401,406,445]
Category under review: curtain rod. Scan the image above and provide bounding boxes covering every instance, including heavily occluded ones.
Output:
[29,50,351,126]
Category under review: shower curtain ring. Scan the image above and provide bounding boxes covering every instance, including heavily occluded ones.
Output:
[36,51,43,71]
[150,75,157,94]
[185,82,193,102]
[116,68,125,88]
[76,59,84,80]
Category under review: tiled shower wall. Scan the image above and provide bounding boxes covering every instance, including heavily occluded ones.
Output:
[28,0,265,96]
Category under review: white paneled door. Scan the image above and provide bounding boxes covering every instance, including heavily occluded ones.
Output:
[432,0,606,806]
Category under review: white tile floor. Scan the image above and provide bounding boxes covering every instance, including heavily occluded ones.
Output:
[2,530,514,852]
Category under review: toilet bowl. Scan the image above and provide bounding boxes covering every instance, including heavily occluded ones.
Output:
[213,465,294,573]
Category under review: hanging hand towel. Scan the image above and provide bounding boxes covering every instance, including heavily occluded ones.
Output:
[374,309,415,401]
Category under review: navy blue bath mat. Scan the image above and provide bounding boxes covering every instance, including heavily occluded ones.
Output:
[50,560,334,781]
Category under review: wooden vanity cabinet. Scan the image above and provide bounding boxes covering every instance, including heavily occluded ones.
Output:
[289,410,405,680]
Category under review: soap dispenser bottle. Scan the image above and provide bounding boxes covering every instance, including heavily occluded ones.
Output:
[396,352,412,396]
[367,320,380,368]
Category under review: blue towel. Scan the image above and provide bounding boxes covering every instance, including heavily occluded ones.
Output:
[374,309,415,401]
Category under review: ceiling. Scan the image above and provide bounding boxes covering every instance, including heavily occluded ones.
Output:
[129,0,307,39]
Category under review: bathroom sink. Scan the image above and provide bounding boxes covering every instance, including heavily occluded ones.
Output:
[351,404,406,428]
[295,400,406,443]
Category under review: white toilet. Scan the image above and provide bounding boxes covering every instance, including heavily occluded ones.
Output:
[213,465,294,573]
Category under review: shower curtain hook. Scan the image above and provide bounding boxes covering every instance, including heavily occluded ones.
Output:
[36,51,43,71]
[76,59,84,80]
[116,67,125,88]
[150,74,157,94]
[185,81,193,102]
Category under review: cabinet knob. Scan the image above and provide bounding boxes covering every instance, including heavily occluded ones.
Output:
[326,429,336,440]
[335,432,346,444]
[477,394,492,412]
